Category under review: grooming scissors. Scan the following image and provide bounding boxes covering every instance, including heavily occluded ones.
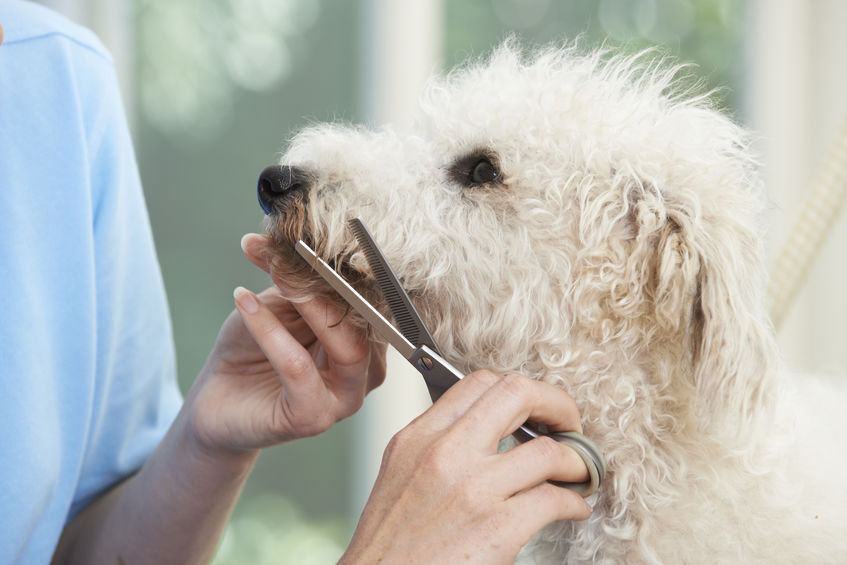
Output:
[295,217,606,496]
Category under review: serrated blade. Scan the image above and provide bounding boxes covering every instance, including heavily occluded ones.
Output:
[348,217,441,355]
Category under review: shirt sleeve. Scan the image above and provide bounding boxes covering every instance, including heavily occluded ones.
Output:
[69,31,185,520]
[0,4,183,561]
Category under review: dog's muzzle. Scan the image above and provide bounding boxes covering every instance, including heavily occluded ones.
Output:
[257,165,310,214]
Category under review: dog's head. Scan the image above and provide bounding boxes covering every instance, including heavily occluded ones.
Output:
[256,42,777,428]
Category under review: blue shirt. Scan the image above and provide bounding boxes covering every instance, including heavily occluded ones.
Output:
[0,2,183,562]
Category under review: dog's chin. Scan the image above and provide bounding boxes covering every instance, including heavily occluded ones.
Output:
[261,213,387,332]
[260,214,316,290]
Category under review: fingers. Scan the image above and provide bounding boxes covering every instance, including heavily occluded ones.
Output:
[287,294,370,369]
[505,482,592,545]
[233,287,328,405]
[488,435,590,497]
[241,232,297,290]
[420,370,582,448]
[241,233,272,274]
[457,373,583,449]
[418,370,502,433]
[234,285,380,422]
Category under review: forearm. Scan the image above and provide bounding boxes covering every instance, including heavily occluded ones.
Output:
[52,396,258,565]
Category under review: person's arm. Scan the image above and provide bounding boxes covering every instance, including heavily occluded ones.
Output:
[51,410,257,564]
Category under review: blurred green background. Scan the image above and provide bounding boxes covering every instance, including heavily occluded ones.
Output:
[131,0,741,562]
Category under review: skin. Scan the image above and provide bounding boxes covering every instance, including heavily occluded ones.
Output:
[50,233,590,564]
[341,371,592,564]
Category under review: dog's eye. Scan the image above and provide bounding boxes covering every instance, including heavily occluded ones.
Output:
[471,159,499,184]
[449,151,502,187]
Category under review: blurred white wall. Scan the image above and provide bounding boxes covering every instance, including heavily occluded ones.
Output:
[746,0,847,373]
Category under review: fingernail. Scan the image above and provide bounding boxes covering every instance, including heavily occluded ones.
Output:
[240,233,254,253]
[234,286,260,314]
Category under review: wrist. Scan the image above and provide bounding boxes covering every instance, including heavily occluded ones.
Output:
[184,417,260,476]
[178,379,260,474]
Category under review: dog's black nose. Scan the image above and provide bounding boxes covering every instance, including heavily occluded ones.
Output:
[257,165,310,214]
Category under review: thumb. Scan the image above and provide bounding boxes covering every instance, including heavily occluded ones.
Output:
[241,233,272,274]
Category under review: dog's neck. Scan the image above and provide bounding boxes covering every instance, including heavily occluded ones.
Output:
[545,305,781,450]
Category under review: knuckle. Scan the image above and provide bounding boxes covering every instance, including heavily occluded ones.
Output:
[337,335,370,365]
[421,441,451,473]
[334,394,365,422]
[281,350,313,378]
[419,437,463,481]
[530,435,562,461]
[385,428,408,454]
[384,425,417,460]
[500,372,532,398]
[346,393,365,415]
[464,369,500,389]
[549,382,577,406]
[289,412,332,438]
[479,506,515,540]
[455,479,484,511]
[311,411,336,436]
[546,484,592,521]
[379,437,401,469]
[533,484,566,515]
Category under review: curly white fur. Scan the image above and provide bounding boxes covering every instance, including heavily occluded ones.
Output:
[263,41,847,564]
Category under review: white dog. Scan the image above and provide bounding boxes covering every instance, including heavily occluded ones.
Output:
[256,42,847,564]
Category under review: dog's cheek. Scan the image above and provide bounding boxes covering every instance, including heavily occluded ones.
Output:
[569,202,691,351]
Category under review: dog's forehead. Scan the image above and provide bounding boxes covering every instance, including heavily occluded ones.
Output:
[416,61,612,166]
[421,70,553,142]
[415,46,695,170]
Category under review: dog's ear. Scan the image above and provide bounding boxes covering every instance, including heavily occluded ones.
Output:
[684,201,777,428]
[631,188,701,337]
[625,179,778,428]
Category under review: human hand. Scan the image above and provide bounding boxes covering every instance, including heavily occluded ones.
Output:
[342,370,593,565]
[186,234,386,455]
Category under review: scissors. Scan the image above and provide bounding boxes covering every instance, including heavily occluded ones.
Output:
[295,217,606,497]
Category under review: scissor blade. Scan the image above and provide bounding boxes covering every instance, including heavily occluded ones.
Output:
[295,241,415,358]
[348,217,441,355]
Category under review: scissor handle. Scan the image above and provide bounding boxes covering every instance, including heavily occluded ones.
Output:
[513,426,606,497]
[411,345,606,497]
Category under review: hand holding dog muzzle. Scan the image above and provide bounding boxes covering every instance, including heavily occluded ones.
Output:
[184,233,386,454]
